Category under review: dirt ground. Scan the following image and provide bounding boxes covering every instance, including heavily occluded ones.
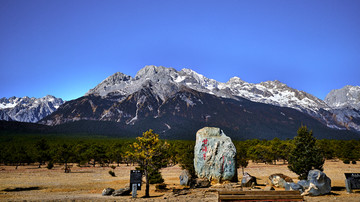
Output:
[0,160,359,201]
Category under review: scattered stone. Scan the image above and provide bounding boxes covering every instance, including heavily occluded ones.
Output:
[194,127,237,183]
[193,178,211,188]
[241,172,257,187]
[180,170,191,186]
[269,173,293,188]
[102,188,115,196]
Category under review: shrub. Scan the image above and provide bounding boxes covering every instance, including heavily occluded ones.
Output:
[343,159,350,164]
[46,161,54,169]
[351,161,357,164]
[110,165,116,170]
[108,170,116,177]
[149,169,164,184]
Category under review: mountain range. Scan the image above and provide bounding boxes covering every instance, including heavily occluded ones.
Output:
[0,95,64,123]
[1,65,359,140]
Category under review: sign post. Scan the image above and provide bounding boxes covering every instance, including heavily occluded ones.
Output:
[130,170,142,198]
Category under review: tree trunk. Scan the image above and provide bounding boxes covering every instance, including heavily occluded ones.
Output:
[145,170,150,197]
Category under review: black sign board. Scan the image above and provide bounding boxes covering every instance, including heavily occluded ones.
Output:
[345,173,360,192]
[130,170,142,190]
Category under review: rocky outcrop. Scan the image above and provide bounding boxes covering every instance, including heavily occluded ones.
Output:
[194,127,237,183]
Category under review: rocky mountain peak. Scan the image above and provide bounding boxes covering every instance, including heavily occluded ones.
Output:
[325,85,360,109]
[227,76,244,84]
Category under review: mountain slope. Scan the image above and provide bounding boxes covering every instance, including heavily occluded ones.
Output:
[40,86,359,140]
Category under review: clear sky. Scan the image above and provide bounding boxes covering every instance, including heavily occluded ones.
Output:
[1,0,359,101]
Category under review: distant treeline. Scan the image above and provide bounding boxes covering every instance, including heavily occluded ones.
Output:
[0,134,359,169]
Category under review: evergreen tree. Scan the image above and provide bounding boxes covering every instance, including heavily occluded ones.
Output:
[34,138,50,168]
[177,141,196,177]
[288,126,324,180]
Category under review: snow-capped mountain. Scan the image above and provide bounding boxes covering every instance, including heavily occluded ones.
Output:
[0,95,64,123]
[325,85,360,110]
[38,65,360,139]
[85,65,337,128]
[324,85,360,131]
[87,65,328,111]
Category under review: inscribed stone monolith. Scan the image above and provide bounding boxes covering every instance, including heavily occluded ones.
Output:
[194,127,237,183]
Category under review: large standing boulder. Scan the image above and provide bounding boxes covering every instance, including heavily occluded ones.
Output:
[194,127,237,183]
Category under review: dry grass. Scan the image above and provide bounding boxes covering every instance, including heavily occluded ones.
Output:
[0,160,359,201]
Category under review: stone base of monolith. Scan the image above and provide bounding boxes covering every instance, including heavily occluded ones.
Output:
[194,127,237,184]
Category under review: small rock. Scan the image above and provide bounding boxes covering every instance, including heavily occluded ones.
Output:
[269,173,293,188]
[102,188,115,196]
[180,170,191,186]
[241,172,257,187]
[193,178,211,188]
[112,186,131,196]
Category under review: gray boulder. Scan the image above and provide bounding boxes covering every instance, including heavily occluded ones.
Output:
[241,172,257,187]
[305,169,331,196]
[180,170,191,186]
[102,188,115,196]
[269,173,293,188]
[285,170,331,196]
[194,127,237,183]
[112,185,131,196]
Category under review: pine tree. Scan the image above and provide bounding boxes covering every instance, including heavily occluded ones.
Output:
[127,129,169,197]
[288,126,325,180]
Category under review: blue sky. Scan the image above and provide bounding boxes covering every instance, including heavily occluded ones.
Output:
[1,0,359,101]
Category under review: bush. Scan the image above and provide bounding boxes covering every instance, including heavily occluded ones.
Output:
[351,161,357,164]
[343,159,350,164]
[46,161,54,169]
[110,165,116,170]
[108,170,116,177]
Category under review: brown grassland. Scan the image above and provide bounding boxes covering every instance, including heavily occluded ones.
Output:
[0,160,360,201]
